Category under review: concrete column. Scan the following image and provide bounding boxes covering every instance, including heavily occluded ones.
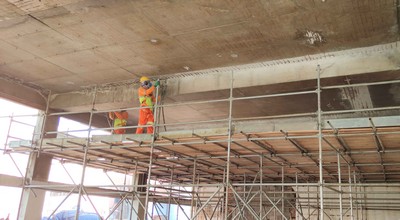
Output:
[17,114,59,220]
[131,173,147,220]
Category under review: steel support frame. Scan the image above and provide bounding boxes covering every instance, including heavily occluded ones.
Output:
[3,69,400,220]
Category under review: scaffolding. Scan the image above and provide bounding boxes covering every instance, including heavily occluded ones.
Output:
[2,66,400,220]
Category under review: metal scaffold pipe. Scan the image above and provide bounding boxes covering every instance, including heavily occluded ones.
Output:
[317,64,324,220]
[224,71,234,220]
[75,86,97,220]
[144,84,160,219]
[321,79,400,90]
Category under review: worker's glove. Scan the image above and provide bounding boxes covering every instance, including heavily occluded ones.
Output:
[155,80,160,87]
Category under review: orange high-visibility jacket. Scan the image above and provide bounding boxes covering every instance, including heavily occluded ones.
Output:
[138,85,155,109]
[110,111,128,128]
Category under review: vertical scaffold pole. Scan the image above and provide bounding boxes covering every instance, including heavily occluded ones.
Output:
[224,71,234,219]
[307,181,310,219]
[191,158,197,219]
[282,166,285,218]
[354,171,359,220]
[130,161,138,220]
[144,84,160,219]
[337,153,343,220]
[317,65,324,220]
[348,165,354,220]
[3,113,13,152]
[75,86,97,220]
[260,155,263,219]
[120,171,127,220]
[167,166,174,220]
[295,173,299,220]
[38,91,51,156]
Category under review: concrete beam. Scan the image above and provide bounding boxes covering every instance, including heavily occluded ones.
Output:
[49,42,400,112]
[50,84,137,111]
[175,42,400,95]
[0,77,46,110]
[0,174,23,187]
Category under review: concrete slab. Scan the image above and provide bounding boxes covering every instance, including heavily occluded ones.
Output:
[0,39,35,64]
[4,29,88,57]
[0,57,73,82]
[142,0,250,35]
[125,37,191,62]
[57,20,131,47]
[93,45,139,67]
[0,16,51,39]
[45,49,119,74]
[0,0,397,96]
[103,12,165,43]
[77,68,133,85]
[0,1,25,18]
[34,74,94,92]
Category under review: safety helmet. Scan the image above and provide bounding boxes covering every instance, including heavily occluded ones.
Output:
[140,76,150,83]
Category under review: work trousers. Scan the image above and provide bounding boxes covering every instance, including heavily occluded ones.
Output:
[136,107,154,134]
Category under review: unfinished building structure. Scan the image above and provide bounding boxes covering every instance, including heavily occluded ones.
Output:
[1,0,400,219]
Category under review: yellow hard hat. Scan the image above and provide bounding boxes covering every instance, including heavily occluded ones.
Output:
[140,76,149,83]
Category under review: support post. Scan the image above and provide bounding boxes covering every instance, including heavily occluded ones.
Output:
[348,165,354,220]
[354,171,358,220]
[38,92,52,156]
[191,159,197,219]
[295,173,299,220]
[337,153,343,220]
[307,182,310,219]
[224,71,234,219]
[260,155,263,219]
[167,166,174,220]
[75,87,97,220]
[144,85,160,219]
[282,166,285,219]
[317,64,324,220]
[130,161,138,220]
[3,113,13,152]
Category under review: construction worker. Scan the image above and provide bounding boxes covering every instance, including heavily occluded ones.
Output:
[108,110,128,134]
[136,76,160,134]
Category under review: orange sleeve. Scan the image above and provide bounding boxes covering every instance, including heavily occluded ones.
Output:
[138,87,145,96]
[114,111,128,119]
[122,111,128,119]
[138,85,155,97]
[108,112,114,120]
[145,85,155,96]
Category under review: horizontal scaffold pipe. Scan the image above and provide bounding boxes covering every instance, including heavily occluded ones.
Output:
[0,114,40,119]
[234,112,316,121]
[323,105,400,115]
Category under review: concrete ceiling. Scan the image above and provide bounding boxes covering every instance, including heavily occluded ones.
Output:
[0,0,398,94]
